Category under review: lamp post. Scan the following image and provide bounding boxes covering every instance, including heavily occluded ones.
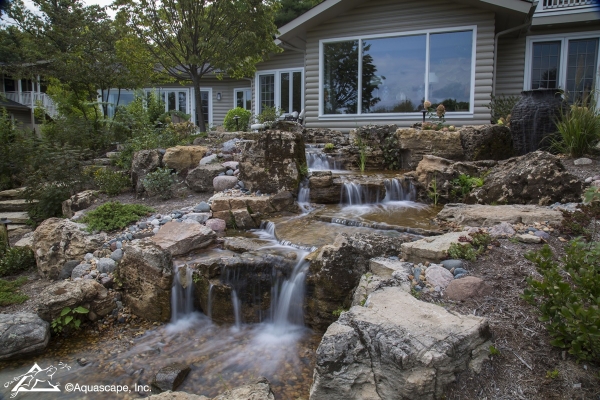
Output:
[0,217,11,249]
[422,110,427,124]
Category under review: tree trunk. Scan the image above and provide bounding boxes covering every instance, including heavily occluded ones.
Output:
[192,77,206,132]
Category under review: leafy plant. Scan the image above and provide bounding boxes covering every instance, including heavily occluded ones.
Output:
[80,202,154,232]
[546,369,560,379]
[489,345,501,356]
[355,136,368,172]
[256,106,283,125]
[323,143,335,152]
[451,173,484,200]
[549,96,600,157]
[332,307,346,317]
[448,242,479,261]
[51,306,89,333]
[428,173,440,206]
[447,231,492,261]
[0,277,29,306]
[142,167,175,200]
[92,168,130,196]
[224,107,252,132]
[523,240,600,362]
[0,247,36,277]
[486,94,519,125]
[381,133,401,170]
[559,187,600,241]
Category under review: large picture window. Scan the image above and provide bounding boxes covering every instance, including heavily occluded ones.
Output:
[320,28,475,116]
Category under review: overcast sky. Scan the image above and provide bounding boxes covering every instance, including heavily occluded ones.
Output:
[19,0,118,18]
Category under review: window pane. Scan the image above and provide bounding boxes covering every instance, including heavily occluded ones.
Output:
[429,31,473,111]
[245,89,251,110]
[566,38,598,103]
[531,41,561,90]
[280,72,290,113]
[178,91,187,113]
[168,92,176,111]
[293,72,302,113]
[236,91,244,108]
[195,91,209,127]
[363,35,426,113]
[323,40,359,114]
[259,74,275,113]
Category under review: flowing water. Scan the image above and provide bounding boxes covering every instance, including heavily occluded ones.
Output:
[306,144,344,172]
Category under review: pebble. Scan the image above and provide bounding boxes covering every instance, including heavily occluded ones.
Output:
[413,267,422,283]
[238,181,245,189]
[585,177,593,183]
[84,253,95,261]
[226,169,234,176]
[441,259,463,271]
[534,230,550,240]
[138,222,148,229]
[129,226,138,233]
[573,157,592,166]
[453,268,468,276]
[151,219,160,226]
[516,233,542,244]
[153,227,159,234]
[116,241,123,249]
[126,233,133,240]
[454,273,467,279]
[194,202,211,213]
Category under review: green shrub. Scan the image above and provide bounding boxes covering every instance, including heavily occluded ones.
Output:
[523,240,600,362]
[142,167,175,200]
[256,106,283,124]
[92,168,131,196]
[448,242,479,261]
[549,97,600,157]
[486,94,519,124]
[51,306,89,334]
[559,187,600,241]
[223,108,252,132]
[0,277,29,306]
[115,130,189,170]
[80,202,154,232]
[447,231,492,261]
[451,174,484,200]
[0,247,36,277]
[26,184,72,226]
[323,143,335,152]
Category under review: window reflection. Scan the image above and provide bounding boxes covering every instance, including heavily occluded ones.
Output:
[323,40,359,114]
[531,41,561,90]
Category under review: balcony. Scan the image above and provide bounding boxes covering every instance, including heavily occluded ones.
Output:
[2,91,58,118]
[541,0,598,10]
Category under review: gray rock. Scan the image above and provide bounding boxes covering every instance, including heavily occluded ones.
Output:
[438,204,563,227]
[194,202,211,213]
[212,377,275,400]
[151,221,216,256]
[534,230,550,240]
[238,181,245,189]
[183,213,211,224]
[84,253,94,261]
[152,363,191,392]
[585,177,593,183]
[0,313,50,360]
[401,232,469,263]
[116,241,123,249]
[97,258,117,274]
[199,154,218,165]
[131,149,162,195]
[151,219,161,226]
[516,233,542,244]
[186,164,227,192]
[153,227,160,234]
[138,222,148,229]
[226,169,234,176]
[205,218,226,232]
[71,263,91,279]
[213,176,239,192]
[574,157,592,165]
[59,260,81,280]
[441,259,463,271]
[222,161,239,170]
[488,221,516,238]
[425,265,454,289]
[453,267,468,276]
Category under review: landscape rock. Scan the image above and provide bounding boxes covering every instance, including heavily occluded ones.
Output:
[213,176,238,192]
[194,202,211,212]
[182,212,211,224]
[14,233,34,249]
[400,231,468,263]
[424,265,454,289]
[162,146,207,171]
[516,233,542,244]
[444,276,491,301]
[230,209,257,229]
[147,392,208,400]
[199,154,218,165]
[110,249,124,262]
[0,313,50,360]
[186,164,227,192]
[574,157,592,166]
[59,260,81,280]
[222,161,239,170]
[397,128,464,169]
[441,259,464,271]
[437,204,563,226]
[488,222,516,238]
[118,239,172,322]
[36,280,116,322]
[152,221,215,256]
[62,190,98,218]
[369,257,412,279]
[459,125,514,161]
[269,191,297,212]
[132,149,162,195]
[152,363,191,393]
[213,377,275,400]
[71,263,91,279]
[205,218,226,232]
[468,151,583,205]
[33,218,106,280]
[309,287,490,400]
[96,257,117,274]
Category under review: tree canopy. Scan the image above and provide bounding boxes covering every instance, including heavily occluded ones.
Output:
[274,0,323,28]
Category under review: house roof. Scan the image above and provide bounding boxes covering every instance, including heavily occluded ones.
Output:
[0,97,30,111]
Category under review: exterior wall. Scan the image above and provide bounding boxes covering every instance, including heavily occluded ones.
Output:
[304,0,496,131]
[200,78,251,126]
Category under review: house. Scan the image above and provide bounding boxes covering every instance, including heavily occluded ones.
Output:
[0,73,57,130]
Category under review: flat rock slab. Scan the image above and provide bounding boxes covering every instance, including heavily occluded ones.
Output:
[0,199,34,212]
[369,257,412,279]
[0,313,50,360]
[437,203,563,227]
[0,211,29,224]
[147,393,209,400]
[152,221,215,256]
[223,237,270,253]
[444,276,491,301]
[400,231,468,263]
[309,287,490,400]
[0,187,26,199]
[213,377,275,400]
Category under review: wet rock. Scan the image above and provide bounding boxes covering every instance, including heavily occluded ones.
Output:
[516,233,542,244]
[309,287,491,400]
[186,164,227,192]
[400,231,468,263]
[33,218,106,280]
[0,313,50,360]
[424,265,454,289]
[468,151,583,205]
[118,239,172,322]
[151,221,215,256]
[36,280,116,322]
[213,176,239,192]
[213,377,275,400]
[62,190,98,218]
[205,218,226,232]
[152,363,191,393]
[162,145,207,171]
[444,276,491,301]
[438,203,563,226]
[96,257,117,274]
[59,260,81,280]
[132,149,162,195]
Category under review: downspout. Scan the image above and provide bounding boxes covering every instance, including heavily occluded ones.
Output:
[492,1,538,97]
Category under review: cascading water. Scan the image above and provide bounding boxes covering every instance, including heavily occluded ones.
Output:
[171,264,195,322]
[383,178,417,202]
[297,178,312,214]
[306,144,343,171]
[340,181,381,205]
[207,283,214,320]
[231,289,242,330]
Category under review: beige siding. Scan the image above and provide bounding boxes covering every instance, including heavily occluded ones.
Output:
[256,50,305,72]
[495,35,526,98]
[304,0,496,131]
[201,78,251,126]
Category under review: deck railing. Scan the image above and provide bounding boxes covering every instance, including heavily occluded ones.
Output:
[2,91,58,118]
[542,0,597,10]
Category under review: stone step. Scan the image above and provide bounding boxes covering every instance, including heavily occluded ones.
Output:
[0,199,36,212]
[0,212,29,224]
[0,187,27,200]
[7,224,28,231]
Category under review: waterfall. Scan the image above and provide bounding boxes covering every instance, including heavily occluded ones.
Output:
[207,283,214,320]
[232,289,242,330]
[297,178,312,213]
[306,145,343,171]
[270,257,308,329]
[383,178,417,202]
[171,264,195,322]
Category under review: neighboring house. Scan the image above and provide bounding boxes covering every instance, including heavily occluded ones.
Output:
[0,73,57,130]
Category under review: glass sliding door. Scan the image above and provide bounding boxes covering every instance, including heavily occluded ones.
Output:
[257,70,304,115]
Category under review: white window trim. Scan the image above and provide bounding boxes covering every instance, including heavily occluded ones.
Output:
[524,31,600,92]
[190,87,213,126]
[254,67,305,116]
[233,87,252,110]
[147,87,213,126]
[318,25,477,120]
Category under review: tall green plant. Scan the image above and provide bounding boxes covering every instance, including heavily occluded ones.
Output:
[549,95,600,157]
[224,107,252,132]
[355,136,368,172]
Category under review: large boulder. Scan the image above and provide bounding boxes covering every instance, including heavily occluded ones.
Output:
[213,176,238,192]
[459,125,514,161]
[162,145,208,172]
[33,218,106,280]
[35,280,116,322]
[118,239,172,322]
[186,164,227,192]
[0,313,50,360]
[468,151,584,205]
[398,128,464,169]
[151,221,215,256]
[62,190,98,218]
[131,149,162,195]
[238,131,306,194]
[309,287,491,400]
[304,128,349,146]
[437,203,563,226]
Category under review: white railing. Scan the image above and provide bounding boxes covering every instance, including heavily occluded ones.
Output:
[542,0,597,9]
[3,91,58,118]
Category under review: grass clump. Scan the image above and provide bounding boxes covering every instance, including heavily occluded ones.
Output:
[92,168,131,196]
[142,167,174,200]
[323,143,335,152]
[81,202,154,232]
[447,230,492,261]
[0,277,29,306]
[451,173,484,200]
[549,96,600,157]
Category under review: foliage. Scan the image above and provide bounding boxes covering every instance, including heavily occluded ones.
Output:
[381,133,402,170]
[0,247,36,277]
[451,173,484,200]
[80,202,154,232]
[0,277,29,306]
[120,0,281,132]
[51,306,89,334]
[256,106,283,125]
[115,128,190,170]
[423,100,446,129]
[487,95,519,125]
[523,240,600,362]
[559,187,600,241]
[111,91,167,142]
[549,97,600,157]
[92,168,131,196]
[489,345,501,356]
[323,143,335,152]
[355,136,368,172]
[142,167,175,200]
[428,173,439,206]
[297,162,309,179]
[546,369,560,379]
[274,0,323,27]
[223,107,252,132]
[447,231,492,261]
[332,308,346,317]
[447,242,479,262]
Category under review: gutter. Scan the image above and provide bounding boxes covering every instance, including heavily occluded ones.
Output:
[492,1,538,96]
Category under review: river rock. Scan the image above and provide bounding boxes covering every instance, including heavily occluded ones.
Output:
[62,190,99,218]
[71,263,91,279]
[110,249,124,262]
[186,164,227,192]
[438,204,563,227]
[97,257,117,274]
[205,218,226,232]
[309,287,491,400]
[182,212,211,224]
[152,363,191,393]
[33,218,106,280]
[58,260,80,280]
[162,145,207,171]
[574,157,592,165]
[468,151,583,205]
[152,221,215,256]
[213,377,275,400]
[488,222,516,238]
[400,231,468,263]
[425,265,454,289]
[36,280,116,322]
[213,176,238,192]
[0,313,50,360]
[441,259,463,271]
[194,202,211,212]
[199,154,218,165]
[118,239,172,322]
[132,149,162,195]
[444,276,491,301]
